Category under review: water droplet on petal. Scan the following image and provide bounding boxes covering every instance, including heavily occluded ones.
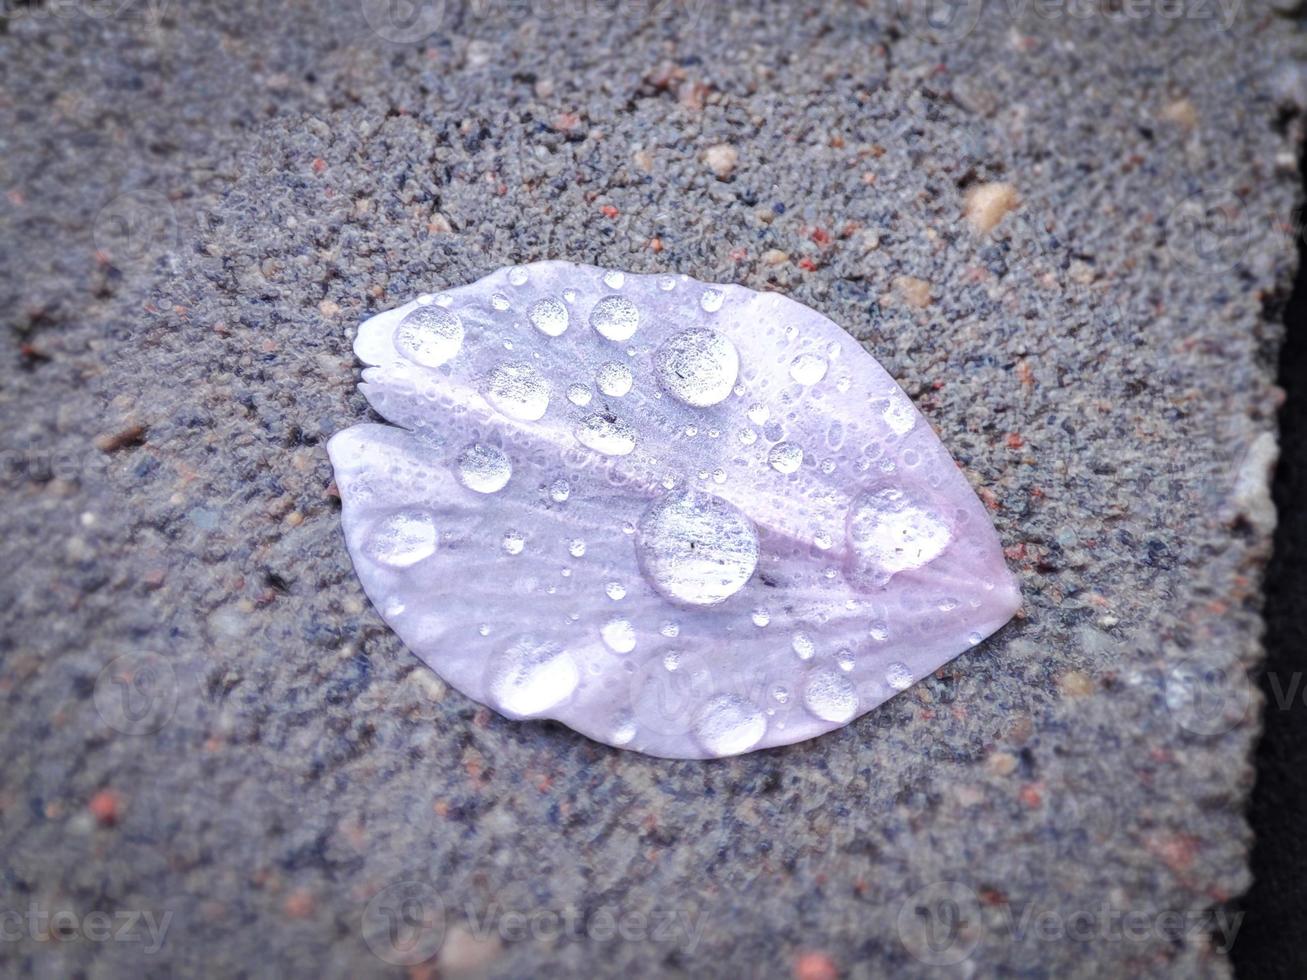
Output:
[605,581,627,600]
[528,297,569,337]
[636,490,758,606]
[366,511,437,567]
[845,485,952,587]
[394,306,463,367]
[502,530,525,555]
[456,443,512,493]
[484,363,550,421]
[768,442,803,474]
[603,269,625,289]
[486,635,579,717]
[596,361,634,397]
[568,538,587,558]
[700,288,724,312]
[803,669,858,723]
[575,413,636,456]
[886,662,914,691]
[566,383,592,406]
[601,618,636,653]
[549,478,571,502]
[751,608,771,627]
[792,632,815,660]
[693,694,766,756]
[590,296,640,341]
[789,352,828,385]
[507,266,530,285]
[654,328,740,407]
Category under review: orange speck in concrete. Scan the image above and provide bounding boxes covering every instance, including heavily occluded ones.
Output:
[1006,433,1025,449]
[793,950,840,980]
[1019,783,1043,808]
[311,158,326,174]
[600,204,619,219]
[650,237,664,253]
[798,257,818,272]
[89,789,122,826]
[283,889,314,919]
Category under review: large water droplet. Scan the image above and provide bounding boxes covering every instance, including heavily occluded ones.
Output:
[575,413,636,456]
[366,511,437,567]
[596,361,634,397]
[528,297,569,337]
[768,442,803,474]
[636,490,758,606]
[484,363,550,421]
[845,484,951,587]
[654,328,740,407]
[803,669,858,723]
[886,662,914,690]
[590,296,640,341]
[456,443,512,493]
[789,352,828,385]
[693,694,766,756]
[485,635,579,717]
[393,306,463,367]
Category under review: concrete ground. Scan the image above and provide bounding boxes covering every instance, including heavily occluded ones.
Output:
[1,1,1302,977]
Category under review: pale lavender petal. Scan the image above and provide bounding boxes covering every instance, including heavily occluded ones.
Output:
[328,261,1020,759]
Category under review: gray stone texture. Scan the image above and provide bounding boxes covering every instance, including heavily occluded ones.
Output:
[0,0,1302,977]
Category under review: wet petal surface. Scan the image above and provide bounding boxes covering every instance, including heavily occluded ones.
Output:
[329,261,1021,758]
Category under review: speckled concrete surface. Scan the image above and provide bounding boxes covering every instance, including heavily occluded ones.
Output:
[1,2,1302,977]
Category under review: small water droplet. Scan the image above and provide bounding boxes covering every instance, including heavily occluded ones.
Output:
[549,478,571,503]
[605,581,627,600]
[693,694,766,756]
[660,621,680,637]
[751,608,771,627]
[590,296,640,341]
[603,269,625,289]
[596,361,634,397]
[502,530,525,555]
[601,618,636,653]
[836,649,855,672]
[768,442,803,474]
[845,485,951,587]
[366,510,437,567]
[792,632,815,660]
[654,328,740,407]
[636,490,759,606]
[789,352,828,385]
[747,403,770,426]
[567,383,592,406]
[575,413,636,456]
[486,635,579,717]
[490,292,512,311]
[700,288,724,312]
[484,363,550,421]
[568,538,587,558]
[803,669,858,723]
[456,443,512,494]
[507,266,530,285]
[662,651,682,671]
[772,685,790,704]
[886,662,914,691]
[394,306,463,368]
[528,297,569,337]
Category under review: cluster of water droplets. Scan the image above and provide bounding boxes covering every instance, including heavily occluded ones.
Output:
[333,262,1008,758]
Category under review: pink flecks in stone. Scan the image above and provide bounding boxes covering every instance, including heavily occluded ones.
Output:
[328,261,1020,759]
